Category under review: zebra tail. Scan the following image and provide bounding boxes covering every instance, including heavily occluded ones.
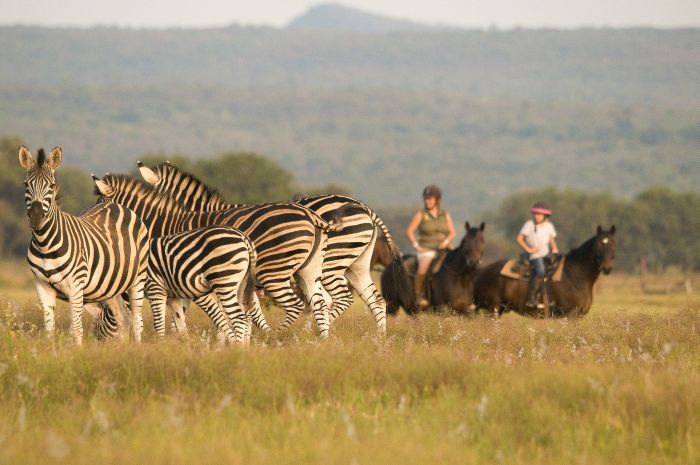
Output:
[241,234,258,309]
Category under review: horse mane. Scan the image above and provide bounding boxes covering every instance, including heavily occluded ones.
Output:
[155,163,229,206]
[566,235,597,261]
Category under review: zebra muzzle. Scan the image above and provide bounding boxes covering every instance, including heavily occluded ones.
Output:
[28,202,45,228]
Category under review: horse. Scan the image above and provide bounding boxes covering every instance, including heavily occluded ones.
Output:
[473,225,616,318]
[381,222,486,315]
[370,236,393,270]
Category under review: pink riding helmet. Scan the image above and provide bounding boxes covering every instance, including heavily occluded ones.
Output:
[531,202,552,215]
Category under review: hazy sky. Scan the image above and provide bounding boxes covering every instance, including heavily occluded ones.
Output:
[1,0,698,28]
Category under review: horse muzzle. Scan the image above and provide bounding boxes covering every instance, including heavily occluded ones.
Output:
[601,266,613,275]
[27,202,45,229]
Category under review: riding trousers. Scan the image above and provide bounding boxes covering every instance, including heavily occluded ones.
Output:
[530,257,546,277]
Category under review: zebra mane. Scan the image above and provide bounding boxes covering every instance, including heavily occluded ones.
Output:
[95,173,182,211]
[36,148,47,166]
[155,163,229,206]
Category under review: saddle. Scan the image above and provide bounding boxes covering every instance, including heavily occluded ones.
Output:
[500,253,565,282]
[403,250,449,277]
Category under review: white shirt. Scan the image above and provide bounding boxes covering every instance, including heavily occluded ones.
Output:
[519,220,557,259]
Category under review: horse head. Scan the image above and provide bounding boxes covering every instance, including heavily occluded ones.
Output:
[458,221,486,268]
[594,225,616,275]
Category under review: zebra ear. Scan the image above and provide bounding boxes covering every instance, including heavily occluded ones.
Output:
[18,146,34,170]
[48,147,62,170]
[138,162,160,185]
[93,176,114,197]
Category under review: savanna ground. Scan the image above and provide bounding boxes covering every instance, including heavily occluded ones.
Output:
[0,261,697,465]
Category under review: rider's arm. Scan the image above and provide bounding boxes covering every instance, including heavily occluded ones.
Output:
[549,236,559,254]
[406,211,424,251]
[439,212,456,249]
[516,234,536,254]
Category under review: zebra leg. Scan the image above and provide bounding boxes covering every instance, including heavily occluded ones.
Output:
[345,235,386,337]
[192,294,234,345]
[214,286,248,344]
[127,278,146,343]
[92,298,122,341]
[295,268,331,339]
[322,273,354,324]
[170,298,190,334]
[264,281,309,332]
[67,288,85,345]
[345,269,387,337]
[248,292,271,332]
[146,285,168,338]
[33,277,57,337]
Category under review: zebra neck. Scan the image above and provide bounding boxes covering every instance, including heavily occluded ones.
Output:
[29,206,67,255]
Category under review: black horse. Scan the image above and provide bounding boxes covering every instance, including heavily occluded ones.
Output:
[381,222,486,315]
[473,226,616,318]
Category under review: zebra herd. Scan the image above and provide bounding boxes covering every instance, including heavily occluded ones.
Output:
[19,146,415,345]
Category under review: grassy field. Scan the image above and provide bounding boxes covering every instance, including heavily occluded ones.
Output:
[0,262,697,464]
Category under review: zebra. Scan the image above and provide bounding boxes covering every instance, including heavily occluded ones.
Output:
[94,226,258,344]
[92,173,342,338]
[137,162,415,335]
[18,146,149,344]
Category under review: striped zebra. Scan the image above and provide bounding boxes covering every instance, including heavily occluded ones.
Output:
[95,226,258,344]
[92,174,341,338]
[138,162,415,335]
[19,146,149,344]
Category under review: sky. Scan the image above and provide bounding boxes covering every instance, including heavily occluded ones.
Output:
[1,0,698,29]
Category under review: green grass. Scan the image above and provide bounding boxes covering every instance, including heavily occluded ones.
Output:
[0,264,697,464]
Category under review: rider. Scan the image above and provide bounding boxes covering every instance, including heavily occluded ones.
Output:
[406,184,455,307]
[516,202,559,308]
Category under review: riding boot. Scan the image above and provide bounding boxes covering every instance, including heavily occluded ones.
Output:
[526,275,544,308]
[414,273,428,308]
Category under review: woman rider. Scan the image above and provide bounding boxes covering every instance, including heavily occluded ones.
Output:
[406,185,456,307]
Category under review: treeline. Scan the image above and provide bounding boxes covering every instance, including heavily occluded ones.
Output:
[2,137,697,271]
[2,26,695,106]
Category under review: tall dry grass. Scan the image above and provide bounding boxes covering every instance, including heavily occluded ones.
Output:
[0,263,697,464]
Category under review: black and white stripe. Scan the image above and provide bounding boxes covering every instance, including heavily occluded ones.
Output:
[19,146,149,344]
[146,226,257,343]
[138,162,415,335]
[93,174,339,337]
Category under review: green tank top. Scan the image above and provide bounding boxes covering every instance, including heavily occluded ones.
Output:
[417,209,449,250]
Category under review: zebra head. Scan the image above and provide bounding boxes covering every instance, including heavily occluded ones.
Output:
[18,146,62,229]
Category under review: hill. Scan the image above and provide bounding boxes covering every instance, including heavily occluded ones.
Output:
[0,25,697,219]
[287,4,433,33]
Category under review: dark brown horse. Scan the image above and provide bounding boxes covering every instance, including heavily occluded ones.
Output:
[381,222,486,315]
[474,226,616,318]
[370,237,393,270]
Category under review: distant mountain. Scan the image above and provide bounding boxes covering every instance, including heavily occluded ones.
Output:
[287,3,434,33]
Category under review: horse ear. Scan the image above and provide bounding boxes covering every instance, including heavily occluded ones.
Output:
[479,222,485,231]
[138,162,160,185]
[596,225,603,235]
[609,225,616,235]
[18,146,34,170]
[48,147,62,170]
[464,222,470,231]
